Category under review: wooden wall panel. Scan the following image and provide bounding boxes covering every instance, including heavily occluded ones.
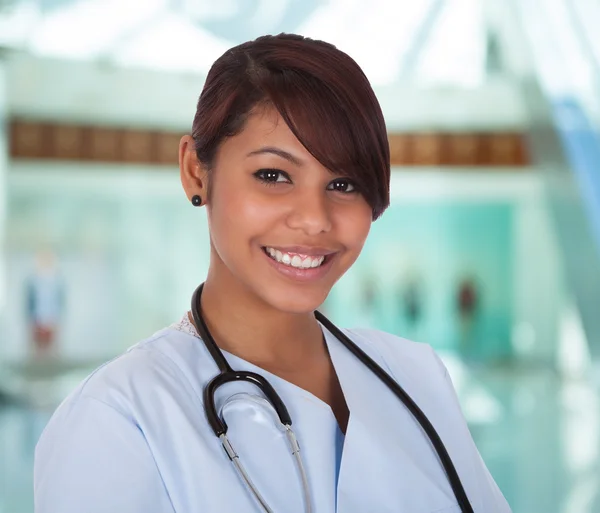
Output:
[447,133,481,165]
[9,120,530,168]
[86,127,122,162]
[156,133,182,165]
[121,130,156,164]
[53,124,84,160]
[10,121,53,159]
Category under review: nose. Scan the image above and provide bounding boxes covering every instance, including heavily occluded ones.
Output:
[285,189,333,235]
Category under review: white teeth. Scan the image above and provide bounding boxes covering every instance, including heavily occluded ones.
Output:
[264,247,326,269]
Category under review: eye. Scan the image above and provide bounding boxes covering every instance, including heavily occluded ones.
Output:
[327,178,357,194]
[253,169,291,186]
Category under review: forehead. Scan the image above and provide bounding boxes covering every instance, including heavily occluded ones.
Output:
[219,106,310,159]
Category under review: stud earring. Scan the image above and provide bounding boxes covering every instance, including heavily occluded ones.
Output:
[191,195,202,207]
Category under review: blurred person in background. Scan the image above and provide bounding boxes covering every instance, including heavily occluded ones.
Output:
[25,249,65,359]
[356,273,378,327]
[34,34,510,513]
[456,275,480,357]
[401,272,424,338]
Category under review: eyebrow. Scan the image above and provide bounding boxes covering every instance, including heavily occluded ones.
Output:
[246,146,304,166]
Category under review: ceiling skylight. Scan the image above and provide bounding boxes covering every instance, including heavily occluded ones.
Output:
[0,0,488,87]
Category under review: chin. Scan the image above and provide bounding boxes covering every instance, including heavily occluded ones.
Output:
[264,286,330,314]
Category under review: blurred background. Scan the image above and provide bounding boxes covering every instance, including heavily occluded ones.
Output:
[1,0,600,511]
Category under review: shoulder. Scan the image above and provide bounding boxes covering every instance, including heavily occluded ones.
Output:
[340,328,511,510]
[342,327,447,378]
[340,329,511,510]
[34,333,181,512]
[340,327,457,409]
[48,326,202,422]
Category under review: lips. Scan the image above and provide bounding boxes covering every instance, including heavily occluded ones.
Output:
[263,247,327,269]
[260,245,337,282]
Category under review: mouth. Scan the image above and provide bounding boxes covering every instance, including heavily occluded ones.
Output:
[261,246,337,282]
[262,246,333,269]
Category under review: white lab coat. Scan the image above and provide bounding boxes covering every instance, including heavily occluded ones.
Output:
[34,316,511,512]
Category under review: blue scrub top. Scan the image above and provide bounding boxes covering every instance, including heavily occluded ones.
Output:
[34,315,511,513]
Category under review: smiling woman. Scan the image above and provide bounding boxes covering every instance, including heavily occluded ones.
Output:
[33,34,511,513]
[181,104,373,317]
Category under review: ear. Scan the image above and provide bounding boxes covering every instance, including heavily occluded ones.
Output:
[179,135,208,203]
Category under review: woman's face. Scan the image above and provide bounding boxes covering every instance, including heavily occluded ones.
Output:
[204,107,372,313]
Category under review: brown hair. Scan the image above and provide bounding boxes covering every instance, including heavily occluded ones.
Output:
[191,33,390,220]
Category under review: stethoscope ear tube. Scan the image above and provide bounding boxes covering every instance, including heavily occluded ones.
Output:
[192,284,293,437]
[314,311,474,513]
[192,284,232,373]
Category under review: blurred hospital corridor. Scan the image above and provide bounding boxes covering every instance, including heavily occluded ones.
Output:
[2,0,600,511]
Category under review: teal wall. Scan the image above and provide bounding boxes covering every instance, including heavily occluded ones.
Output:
[326,202,514,361]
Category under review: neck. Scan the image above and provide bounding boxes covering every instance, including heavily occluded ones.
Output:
[195,264,326,369]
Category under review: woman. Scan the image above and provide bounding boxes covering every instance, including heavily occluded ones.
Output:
[34,34,510,512]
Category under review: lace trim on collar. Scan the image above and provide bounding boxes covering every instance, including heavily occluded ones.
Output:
[169,312,200,338]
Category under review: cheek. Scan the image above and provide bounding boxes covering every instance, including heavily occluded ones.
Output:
[208,185,275,252]
[336,207,372,256]
[207,184,240,254]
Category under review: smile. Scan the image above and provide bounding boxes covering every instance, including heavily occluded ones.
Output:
[263,247,326,269]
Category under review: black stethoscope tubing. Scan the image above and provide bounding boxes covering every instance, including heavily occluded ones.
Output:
[191,283,474,513]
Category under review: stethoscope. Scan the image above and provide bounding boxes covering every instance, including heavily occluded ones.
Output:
[191,283,474,513]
